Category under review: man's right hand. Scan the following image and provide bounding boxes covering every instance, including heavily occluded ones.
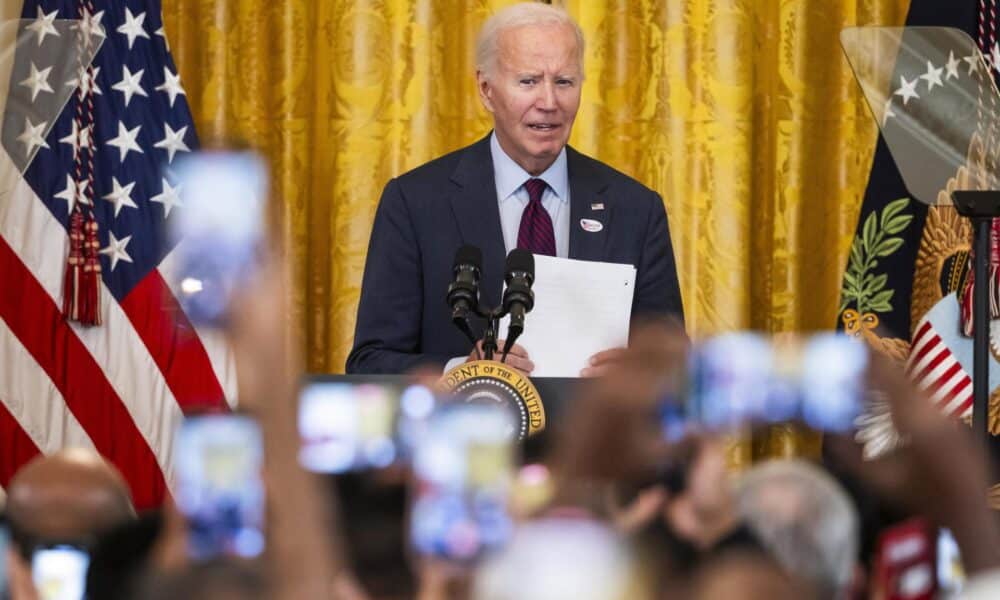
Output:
[467,339,534,375]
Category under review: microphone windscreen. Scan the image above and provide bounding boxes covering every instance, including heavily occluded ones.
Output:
[454,245,483,270]
[505,248,535,278]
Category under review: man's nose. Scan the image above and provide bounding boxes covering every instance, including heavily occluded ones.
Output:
[535,80,557,110]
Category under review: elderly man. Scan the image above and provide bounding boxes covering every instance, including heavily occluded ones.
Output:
[4,449,135,600]
[736,460,860,600]
[347,2,683,375]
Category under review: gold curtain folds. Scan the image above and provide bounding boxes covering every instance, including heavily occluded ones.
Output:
[163,1,909,386]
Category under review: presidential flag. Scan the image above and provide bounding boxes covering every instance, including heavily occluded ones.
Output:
[838,1,1000,474]
[0,1,234,509]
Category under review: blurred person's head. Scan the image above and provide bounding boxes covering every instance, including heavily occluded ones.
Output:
[736,459,859,600]
[473,518,648,600]
[5,449,134,600]
[691,551,813,599]
[135,559,267,600]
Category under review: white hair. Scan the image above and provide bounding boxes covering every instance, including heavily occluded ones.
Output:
[475,2,585,78]
[736,460,859,600]
[473,519,634,600]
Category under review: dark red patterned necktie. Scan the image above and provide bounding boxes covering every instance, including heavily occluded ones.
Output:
[516,178,556,256]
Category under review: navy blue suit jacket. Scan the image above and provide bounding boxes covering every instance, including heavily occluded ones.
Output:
[346,134,684,374]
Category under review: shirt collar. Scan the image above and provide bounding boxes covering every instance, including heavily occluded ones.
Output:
[490,131,569,203]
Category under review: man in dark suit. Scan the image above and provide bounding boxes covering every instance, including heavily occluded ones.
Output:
[347,2,683,375]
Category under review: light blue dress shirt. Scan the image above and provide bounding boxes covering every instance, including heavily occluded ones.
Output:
[490,132,570,258]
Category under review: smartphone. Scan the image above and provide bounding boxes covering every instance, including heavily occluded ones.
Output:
[167,151,268,326]
[798,333,867,433]
[173,414,265,560]
[684,332,866,434]
[937,528,965,595]
[687,332,773,431]
[30,545,89,600]
[297,382,436,474]
[410,405,516,562]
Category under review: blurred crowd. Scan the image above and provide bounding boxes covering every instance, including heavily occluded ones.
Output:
[3,264,1000,600]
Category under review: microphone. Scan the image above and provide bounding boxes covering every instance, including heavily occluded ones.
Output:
[501,249,535,362]
[447,245,482,348]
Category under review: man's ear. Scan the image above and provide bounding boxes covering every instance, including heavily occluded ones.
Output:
[476,71,495,113]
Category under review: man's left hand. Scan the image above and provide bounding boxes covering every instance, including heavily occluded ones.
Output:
[580,347,628,377]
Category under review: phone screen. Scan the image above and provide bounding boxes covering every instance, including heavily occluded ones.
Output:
[31,546,89,600]
[298,382,436,474]
[799,333,866,433]
[683,332,865,435]
[937,528,965,595]
[410,405,516,562]
[688,333,773,431]
[167,151,268,326]
[173,415,265,560]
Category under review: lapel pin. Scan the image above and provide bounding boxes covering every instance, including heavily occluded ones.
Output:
[580,218,603,233]
[591,203,604,211]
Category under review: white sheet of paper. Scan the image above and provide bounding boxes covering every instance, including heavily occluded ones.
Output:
[499,255,636,377]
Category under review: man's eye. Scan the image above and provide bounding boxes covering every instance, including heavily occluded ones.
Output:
[557,79,574,86]
[520,79,536,85]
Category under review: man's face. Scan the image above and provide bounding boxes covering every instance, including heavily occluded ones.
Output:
[477,23,582,175]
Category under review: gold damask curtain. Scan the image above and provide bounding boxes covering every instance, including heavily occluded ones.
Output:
[162,0,910,377]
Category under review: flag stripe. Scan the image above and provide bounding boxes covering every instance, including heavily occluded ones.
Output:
[0,316,94,454]
[0,399,41,488]
[923,361,964,396]
[0,235,166,509]
[906,321,936,370]
[119,270,227,411]
[912,345,950,381]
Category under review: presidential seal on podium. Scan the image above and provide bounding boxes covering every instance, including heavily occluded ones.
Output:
[440,360,545,439]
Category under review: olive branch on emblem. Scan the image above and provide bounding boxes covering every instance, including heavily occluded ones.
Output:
[839,197,914,316]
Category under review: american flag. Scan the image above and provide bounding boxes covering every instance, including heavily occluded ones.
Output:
[0,1,235,509]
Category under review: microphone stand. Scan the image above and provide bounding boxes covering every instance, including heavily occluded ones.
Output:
[476,306,507,362]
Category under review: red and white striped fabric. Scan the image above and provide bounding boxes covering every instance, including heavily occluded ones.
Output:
[907,318,974,420]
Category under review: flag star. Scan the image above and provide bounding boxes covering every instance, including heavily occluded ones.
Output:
[155,25,170,51]
[16,117,50,155]
[964,52,982,75]
[894,75,920,105]
[66,66,102,96]
[151,178,182,218]
[155,67,186,107]
[111,65,148,108]
[73,9,106,41]
[26,6,60,46]
[945,50,961,80]
[99,232,133,272]
[117,8,150,50]
[992,43,1000,73]
[919,60,944,91]
[154,124,190,163]
[106,121,144,163]
[53,175,90,213]
[59,121,93,159]
[882,97,896,127]
[19,62,54,102]
[102,176,138,218]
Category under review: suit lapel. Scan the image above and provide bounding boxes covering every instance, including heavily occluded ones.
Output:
[568,147,611,262]
[448,134,507,307]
